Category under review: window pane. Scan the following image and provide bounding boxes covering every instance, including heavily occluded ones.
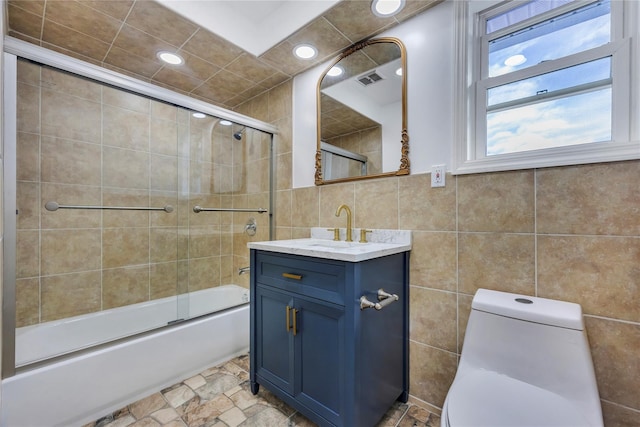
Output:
[487,0,572,34]
[488,0,610,77]
[487,57,611,107]
[486,88,611,155]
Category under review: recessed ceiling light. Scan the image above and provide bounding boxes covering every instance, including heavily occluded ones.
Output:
[371,0,406,17]
[395,67,402,76]
[327,66,343,77]
[157,51,184,65]
[293,44,317,60]
[505,54,527,66]
[219,120,232,126]
[192,112,206,119]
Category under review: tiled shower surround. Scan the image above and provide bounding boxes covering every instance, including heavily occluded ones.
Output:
[233,80,640,426]
[15,59,271,327]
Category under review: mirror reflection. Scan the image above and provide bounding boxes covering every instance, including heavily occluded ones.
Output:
[316,37,409,184]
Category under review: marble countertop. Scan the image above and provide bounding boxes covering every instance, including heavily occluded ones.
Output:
[247,228,411,262]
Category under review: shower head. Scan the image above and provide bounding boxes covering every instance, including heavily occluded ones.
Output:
[233,127,246,140]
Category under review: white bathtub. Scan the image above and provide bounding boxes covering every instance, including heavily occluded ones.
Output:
[1,285,250,427]
[15,285,250,366]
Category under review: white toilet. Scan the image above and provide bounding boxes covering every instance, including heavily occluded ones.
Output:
[442,289,603,427]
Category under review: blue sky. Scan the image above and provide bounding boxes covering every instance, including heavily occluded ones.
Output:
[484,0,613,155]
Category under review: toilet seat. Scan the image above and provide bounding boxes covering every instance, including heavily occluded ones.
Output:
[445,369,593,427]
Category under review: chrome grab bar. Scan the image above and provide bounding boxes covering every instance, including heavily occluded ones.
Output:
[193,205,267,214]
[360,288,399,311]
[45,201,173,213]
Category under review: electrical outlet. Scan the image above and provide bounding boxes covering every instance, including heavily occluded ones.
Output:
[431,164,446,187]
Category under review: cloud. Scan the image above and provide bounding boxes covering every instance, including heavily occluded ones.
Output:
[486,89,611,155]
[488,13,610,77]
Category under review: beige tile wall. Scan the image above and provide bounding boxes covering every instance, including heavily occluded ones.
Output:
[240,79,640,426]
[14,59,272,326]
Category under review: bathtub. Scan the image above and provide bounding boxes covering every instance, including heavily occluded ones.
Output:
[1,285,250,427]
[15,285,250,366]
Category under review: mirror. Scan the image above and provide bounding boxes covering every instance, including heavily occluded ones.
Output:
[315,37,409,185]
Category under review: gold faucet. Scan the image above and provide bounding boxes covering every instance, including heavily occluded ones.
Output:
[335,204,353,242]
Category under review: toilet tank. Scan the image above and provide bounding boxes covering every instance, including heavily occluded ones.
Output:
[460,289,602,421]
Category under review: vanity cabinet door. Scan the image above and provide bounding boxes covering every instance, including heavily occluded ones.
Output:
[293,296,345,425]
[254,285,294,394]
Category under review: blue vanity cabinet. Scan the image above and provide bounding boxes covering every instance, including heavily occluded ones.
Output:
[250,249,409,427]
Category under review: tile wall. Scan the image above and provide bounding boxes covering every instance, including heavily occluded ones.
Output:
[14,59,271,327]
[237,80,640,427]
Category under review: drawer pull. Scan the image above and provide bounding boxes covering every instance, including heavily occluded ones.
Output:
[282,273,303,280]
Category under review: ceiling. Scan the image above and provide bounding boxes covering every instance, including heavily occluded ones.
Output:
[5,0,441,110]
[158,0,342,57]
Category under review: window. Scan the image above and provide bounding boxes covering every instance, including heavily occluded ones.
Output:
[454,0,639,174]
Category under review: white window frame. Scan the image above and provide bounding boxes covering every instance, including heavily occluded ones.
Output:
[453,0,640,175]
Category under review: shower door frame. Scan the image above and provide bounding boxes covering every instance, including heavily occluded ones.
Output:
[2,36,278,378]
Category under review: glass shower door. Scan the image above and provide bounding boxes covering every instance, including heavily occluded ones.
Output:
[180,109,272,321]
[6,56,273,371]
[12,58,182,366]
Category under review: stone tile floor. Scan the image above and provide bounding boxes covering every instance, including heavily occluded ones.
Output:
[84,354,440,427]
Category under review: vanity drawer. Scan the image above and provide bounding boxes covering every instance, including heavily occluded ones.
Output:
[254,251,345,305]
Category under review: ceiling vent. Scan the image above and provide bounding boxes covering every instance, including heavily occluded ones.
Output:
[357,71,384,86]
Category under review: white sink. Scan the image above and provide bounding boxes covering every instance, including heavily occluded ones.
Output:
[247,229,411,262]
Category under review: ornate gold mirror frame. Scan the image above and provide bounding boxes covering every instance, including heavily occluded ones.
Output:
[315,37,409,185]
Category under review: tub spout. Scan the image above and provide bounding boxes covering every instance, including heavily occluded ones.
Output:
[238,266,250,275]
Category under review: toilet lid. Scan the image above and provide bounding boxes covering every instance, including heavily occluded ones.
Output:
[447,370,594,427]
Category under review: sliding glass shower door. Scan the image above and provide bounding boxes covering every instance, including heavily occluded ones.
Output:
[6,57,273,369]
